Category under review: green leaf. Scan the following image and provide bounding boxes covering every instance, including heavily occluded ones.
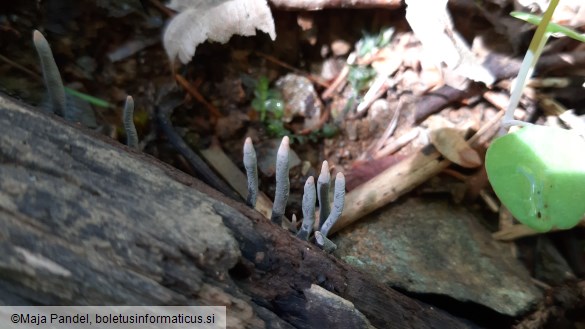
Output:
[486,125,585,232]
[64,87,112,109]
[511,11,585,43]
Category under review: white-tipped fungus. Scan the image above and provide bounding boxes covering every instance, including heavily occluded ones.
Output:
[270,136,290,225]
[243,137,259,207]
[297,176,316,240]
[320,172,345,238]
[33,30,66,117]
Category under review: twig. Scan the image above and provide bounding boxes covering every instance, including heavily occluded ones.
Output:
[330,109,505,235]
[256,52,330,88]
[321,52,355,100]
[200,140,278,221]
[174,74,222,119]
[147,0,175,17]
[0,54,41,80]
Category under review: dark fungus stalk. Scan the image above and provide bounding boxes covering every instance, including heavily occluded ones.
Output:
[317,161,331,229]
[270,136,290,226]
[123,96,139,149]
[33,30,66,117]
[297,176,316,240]
[243,137,259,207]
[316,172,345,253]
[319,172,345,238]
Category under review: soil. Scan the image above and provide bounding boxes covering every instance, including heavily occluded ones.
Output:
[1,1,585,328]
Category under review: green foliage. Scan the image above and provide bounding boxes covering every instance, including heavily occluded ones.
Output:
[356,27,394,57]
[348,66,376,93]
[486,0,585,232]
[251,76,291,139]
[486,126,585,232]
[251,76,338,144]
[64,87,112,109]
[348,27,394,95]
[511,11,585,43]
[251,76,284,123]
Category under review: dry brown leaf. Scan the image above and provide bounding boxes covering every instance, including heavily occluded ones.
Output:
[429,127,482,168]
[405,0,495,85]
[164,0,276,64]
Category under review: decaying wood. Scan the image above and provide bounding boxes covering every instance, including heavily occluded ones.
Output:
[332,110,504,235]
[0,94,477,328]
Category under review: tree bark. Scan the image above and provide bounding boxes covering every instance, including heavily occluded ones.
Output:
[0,94,477,328]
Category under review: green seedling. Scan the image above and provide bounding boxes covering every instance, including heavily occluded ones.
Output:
[251,76,289,137]
[486,0,585,232]
[251,76,338,144]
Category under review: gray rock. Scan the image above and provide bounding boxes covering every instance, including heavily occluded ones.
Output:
[333,197,542,316]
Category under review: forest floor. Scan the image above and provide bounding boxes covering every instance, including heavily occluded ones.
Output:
[1,0,585,328]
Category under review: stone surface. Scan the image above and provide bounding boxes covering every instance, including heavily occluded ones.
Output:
[333,197,542,316]
[275,74,323,129]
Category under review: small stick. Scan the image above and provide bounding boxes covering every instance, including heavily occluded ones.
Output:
[255,52,329,88]
[321,52,356,100]
[243,137,259,207]
[123,96,139,149]
[33,30,66,117]
[147,0,175,17]
[317,161,330,229]
[330,110,505,235]
[271,136,290,225]
[297,176,316,240]
[174,74,222,119]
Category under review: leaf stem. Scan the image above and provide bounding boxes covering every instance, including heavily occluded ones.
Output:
[503,0,559,131]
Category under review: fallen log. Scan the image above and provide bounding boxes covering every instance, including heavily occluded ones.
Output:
[0,93,477,328]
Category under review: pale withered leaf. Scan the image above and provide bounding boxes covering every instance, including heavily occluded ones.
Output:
[164,0,276,64]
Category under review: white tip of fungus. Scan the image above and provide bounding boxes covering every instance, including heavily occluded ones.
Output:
[318,161,330,183]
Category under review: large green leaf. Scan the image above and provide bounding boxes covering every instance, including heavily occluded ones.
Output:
[486,125,585,232]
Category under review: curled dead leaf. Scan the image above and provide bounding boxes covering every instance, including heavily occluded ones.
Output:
[429,127,482,168]
[164,0,276,64]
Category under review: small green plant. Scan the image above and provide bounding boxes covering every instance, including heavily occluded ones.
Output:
[347,27,394,93]
[251,76,288,136]
[251,76,338,144]
[485,0,585,232]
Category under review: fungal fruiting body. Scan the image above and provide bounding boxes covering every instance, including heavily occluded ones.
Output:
[297,176,316,240]
[243,137,345,252]
[317,161,331,229]
[315,172,345,252]
[243,137,259,207]
[33,30,66,117]
[123,96,139,149]
[319,172,346,238]
[270,136,290,225]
